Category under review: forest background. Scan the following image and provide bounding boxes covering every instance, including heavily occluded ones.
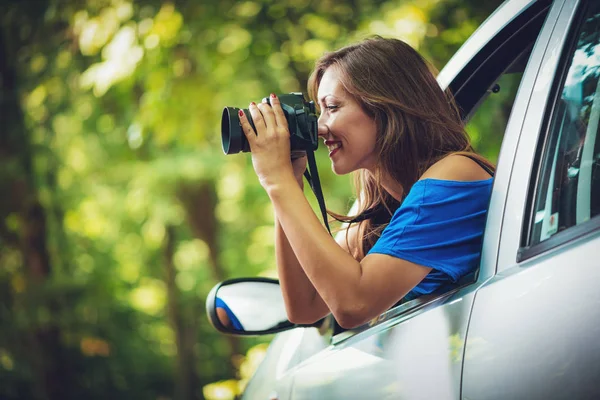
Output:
[0,0,513,399]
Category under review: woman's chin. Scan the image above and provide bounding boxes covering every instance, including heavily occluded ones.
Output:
[331,162,352,175]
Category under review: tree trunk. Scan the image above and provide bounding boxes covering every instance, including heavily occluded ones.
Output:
[0,5,70,398]
[176,181,242,370]
[164,225,199,400]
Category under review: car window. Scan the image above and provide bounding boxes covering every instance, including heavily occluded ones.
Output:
[525,0,600,253]
[465,69,524,164]
[460,5,548,164]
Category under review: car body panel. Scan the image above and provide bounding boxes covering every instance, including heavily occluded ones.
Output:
[463,0,600,398]
[282,289,478,399]
[242,328,331,400]
[463,234,600,399]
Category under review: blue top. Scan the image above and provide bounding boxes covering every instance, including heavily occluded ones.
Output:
[368,178,493,300]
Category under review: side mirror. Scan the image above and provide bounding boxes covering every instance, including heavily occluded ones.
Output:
[206,277,323,335]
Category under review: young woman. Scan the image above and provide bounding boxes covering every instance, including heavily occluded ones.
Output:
[238,37,494,329]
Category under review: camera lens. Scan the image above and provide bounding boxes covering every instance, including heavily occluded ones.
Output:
[221,107,250,154]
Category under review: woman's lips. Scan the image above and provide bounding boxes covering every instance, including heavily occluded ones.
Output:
[324,140,342,157]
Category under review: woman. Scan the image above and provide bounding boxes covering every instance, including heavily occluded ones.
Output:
[238,37,494,329]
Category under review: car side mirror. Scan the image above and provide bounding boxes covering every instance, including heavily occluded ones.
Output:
[206,277,323,335]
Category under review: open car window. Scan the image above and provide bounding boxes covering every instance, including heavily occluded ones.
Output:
[332,0,552,339]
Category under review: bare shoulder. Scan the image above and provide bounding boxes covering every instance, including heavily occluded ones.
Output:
[420,154,492,182]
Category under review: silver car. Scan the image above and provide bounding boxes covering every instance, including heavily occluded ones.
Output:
[207,0,600,398]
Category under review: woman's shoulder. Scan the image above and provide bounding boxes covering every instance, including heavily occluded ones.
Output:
[419,153,493,183]
[400,154,494,210]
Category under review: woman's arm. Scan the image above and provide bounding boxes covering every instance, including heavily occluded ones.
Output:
[276,201,363,325]
[275,155,361,324]
[274,155,330,324]
[275,216,330,324]
[268,182,432,329]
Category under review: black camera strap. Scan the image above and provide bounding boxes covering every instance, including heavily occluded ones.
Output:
[303,150,332,235]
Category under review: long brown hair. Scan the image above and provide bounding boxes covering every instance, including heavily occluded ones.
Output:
[307,36,495,260]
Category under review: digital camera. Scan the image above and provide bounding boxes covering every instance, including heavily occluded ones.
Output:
[221,93,318,155]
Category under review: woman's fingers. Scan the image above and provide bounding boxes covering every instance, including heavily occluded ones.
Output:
[256,100,278,136]
[247,102,266,135]
[238,109,257,147]
[241,96,290,147]
[268,94,288,129]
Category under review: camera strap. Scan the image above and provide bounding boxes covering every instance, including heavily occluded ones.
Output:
[303,150,332,235]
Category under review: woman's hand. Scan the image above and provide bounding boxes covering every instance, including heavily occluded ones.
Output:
[239,94,295,190]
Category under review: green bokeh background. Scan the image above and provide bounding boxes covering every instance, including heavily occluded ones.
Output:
[0,0,511,399]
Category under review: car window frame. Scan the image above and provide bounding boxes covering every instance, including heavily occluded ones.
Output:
[518,0,600,262]
[494,0,586,274]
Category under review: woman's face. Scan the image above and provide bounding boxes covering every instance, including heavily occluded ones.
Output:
[317,67,379,175]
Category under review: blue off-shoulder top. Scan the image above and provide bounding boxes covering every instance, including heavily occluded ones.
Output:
[368,178,493,300]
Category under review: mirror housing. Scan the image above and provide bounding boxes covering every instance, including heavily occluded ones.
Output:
[206,277,324,336]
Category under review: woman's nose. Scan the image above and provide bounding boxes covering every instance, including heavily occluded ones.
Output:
[317,116,328,138]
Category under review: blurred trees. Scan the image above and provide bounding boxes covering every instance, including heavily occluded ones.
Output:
[0,0,502,399]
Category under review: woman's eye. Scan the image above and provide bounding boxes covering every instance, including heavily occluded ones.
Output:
[325,105,338,111]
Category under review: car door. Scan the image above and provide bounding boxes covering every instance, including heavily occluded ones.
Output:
[240,1,559,399]
[463,0,600,398]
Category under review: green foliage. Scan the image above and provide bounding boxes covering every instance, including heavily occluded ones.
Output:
[0,0,504,399]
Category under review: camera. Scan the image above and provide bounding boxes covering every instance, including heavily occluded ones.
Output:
[221,93,319,155]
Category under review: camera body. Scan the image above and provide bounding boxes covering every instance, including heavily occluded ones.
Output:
[221,92,318,155]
